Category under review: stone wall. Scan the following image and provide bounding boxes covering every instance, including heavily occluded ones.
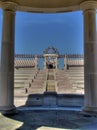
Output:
[16,94,84,107]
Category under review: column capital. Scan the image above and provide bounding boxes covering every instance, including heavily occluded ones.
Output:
[80,1,97,11]
[1,1,18,12]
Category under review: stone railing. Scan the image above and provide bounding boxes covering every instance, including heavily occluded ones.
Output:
[64,54,84,69]
[15,54,84,69]
[15,59,35,68]
[15,54,36,68]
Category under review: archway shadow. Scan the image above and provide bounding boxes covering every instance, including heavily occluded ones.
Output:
[1,93,85,130]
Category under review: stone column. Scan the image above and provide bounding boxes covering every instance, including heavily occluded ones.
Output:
[0,2,17,114]
[80,1,97,112]
[44,57,46,69]
[64,55,67,70]
[35,56,38,69]
[55,57,58,69]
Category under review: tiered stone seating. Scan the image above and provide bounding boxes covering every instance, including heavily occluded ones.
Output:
[56,70,75,94]
[14,68,38,95]
[65,67,84,94]
[14,67,84,107]
[56,67,84,94]
[14,67,84,96]
[26,69,47,94]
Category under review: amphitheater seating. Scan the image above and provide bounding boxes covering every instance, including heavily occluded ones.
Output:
[65,67,84,94]
[14,67,84,96]
[56,67,84,94]
[14,68,38,96]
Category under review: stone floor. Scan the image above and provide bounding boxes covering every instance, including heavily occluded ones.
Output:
[0,107,97,130]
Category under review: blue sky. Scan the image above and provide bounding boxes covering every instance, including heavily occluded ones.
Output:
[0,9,84,55]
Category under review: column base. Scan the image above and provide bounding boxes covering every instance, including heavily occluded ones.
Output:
[83,106,97,112]
[81,106,97,116]
[0,105,17,115]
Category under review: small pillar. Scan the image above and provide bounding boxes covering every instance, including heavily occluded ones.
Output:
[44,57,46,69]
[64,55,67,70]
[55,57,58,69]
[35,56,38,69]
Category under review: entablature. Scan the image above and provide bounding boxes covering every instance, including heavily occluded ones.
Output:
[0,0,97,13]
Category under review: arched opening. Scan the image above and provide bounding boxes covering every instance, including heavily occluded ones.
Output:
[14,11,84,108]
[48,64,53,69]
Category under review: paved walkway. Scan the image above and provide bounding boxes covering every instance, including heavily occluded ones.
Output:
[0,107,97,130]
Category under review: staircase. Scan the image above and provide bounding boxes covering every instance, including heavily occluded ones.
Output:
[46,81,56,92]
[46,69,56,93]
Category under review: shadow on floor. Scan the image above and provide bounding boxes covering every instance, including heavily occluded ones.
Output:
[3,110,80,130]
[2,94,97,130]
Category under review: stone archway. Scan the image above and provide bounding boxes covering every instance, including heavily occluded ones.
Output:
[43,46,59,69]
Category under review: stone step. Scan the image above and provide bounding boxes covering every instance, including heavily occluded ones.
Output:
[15,69,36,72]
[37,72,46,74]
[34,79,46,82]
[36,77,46,80]
[68,75,84,77]
[27,87,46,94]
[14,79,32,82]
[14,75,35,79]
[76,84,84,88]
[69,77,84,80]
[31,83,46,87]
[14,73,34,76]
[47,75,54,80]
[76,81,84,84]
[46,80,56,92]
[14,84,29,88]
[46,87,56,92]
[73,82,84,86]
[14,72,36,74]
[56,73,84,77]
[65,71,84,74]
[36,74,46,76]
[14,76,35,79]
[68,67,84,69]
